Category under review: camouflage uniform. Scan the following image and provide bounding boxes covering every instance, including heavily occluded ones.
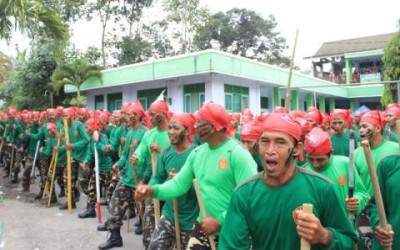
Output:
[186,222,219,250]
[106,182,135,230]
[86,165,112,206]
[149,216,191,250]
[143,199,156,249]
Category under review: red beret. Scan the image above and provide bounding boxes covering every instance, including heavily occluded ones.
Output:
[196,102,231,134]
[361,111,386,128]
[240,120,262,141]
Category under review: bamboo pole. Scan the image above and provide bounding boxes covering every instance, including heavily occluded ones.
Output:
[152,151,161,224]
[361,140,391,250]
[192,179,216,250]
[173,199,182,250]
[300,203,313,250]
[284,28,300,112]
[42,151,56,199]
[63,118,72,214]
[47,131,62,207]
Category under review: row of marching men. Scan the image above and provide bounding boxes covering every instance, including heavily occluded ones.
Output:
[1,101,400,250]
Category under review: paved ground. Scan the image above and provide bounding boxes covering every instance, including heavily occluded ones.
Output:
[0,168,144,250]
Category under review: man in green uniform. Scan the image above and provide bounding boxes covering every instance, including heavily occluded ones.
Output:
[330,109,361,156]
[219,113,357,249]
[59,108,90,210]
[383,103,400,142]
[98,101,149,250]
[130,99,171,249]
[354,110,399,249]
[369,154,399,250]
[135,102,257,249]
[240,120,263,172]
[78,118,113,219]
[21,111,41,192]
[148,113,199,250]
[11,112,30,184]
[304,127,368,216]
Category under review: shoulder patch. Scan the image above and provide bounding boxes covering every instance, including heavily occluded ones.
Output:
[234,172,263,192]
[297,167,333,184]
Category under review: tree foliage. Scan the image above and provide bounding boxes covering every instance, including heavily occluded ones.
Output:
[0,52,12,85]
[0,0,69,41]
[51,58,102,106]
[193,8,289,66]
[0,37,64,110]
[381,29,400,107]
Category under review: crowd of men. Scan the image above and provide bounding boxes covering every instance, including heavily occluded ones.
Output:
[0,99,399,250]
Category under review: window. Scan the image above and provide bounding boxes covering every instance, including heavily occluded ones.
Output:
[137,88,167,110]
[184,83,205,113]
[260,97,269,109]
[107,93,122,112]
[95,95,104,110]
[224,84,249,112]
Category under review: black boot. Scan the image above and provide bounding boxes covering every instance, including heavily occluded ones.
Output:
[50,191,58,204]
[58,187,65,198]
[98,228,123,250]
[59,201,76,210]
[11,174,18,183]
[97,220,109,232]
[78,204,96,219]
[135,218,143,235]
[74,188,80,202]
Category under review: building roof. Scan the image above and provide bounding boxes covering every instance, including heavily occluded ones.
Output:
[66,49,383,98]
[311,33,396,58]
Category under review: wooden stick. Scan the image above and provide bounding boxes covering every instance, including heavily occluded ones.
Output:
[361,140,391,250]
[152,151,161,224]
[192,179,216,250]
[42,151,56,199]
[93,139,102,224]
[63,118,73,214]
[300,203,313,250]
[9,145,15,179]
[173,199,182,250]
[284,28,300,112]
[47,132,62,207]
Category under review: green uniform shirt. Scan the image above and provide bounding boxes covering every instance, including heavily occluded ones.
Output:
[133,127,170,182]
[149,145,199,231]
[59,121,89,162]
[219,169,358,250]
[153,138,257,233]
[100,125,114,140]
[48,135,66,165]
[331,129,361,157]
[383,126,398,143]
[118,125,147,188]
[369,154,400,250]
[354,140,398,195]
[305,155,369,215]
[27,125,40,157]
[83,134,113,172]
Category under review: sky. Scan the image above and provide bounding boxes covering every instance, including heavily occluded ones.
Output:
[1,0,399,71]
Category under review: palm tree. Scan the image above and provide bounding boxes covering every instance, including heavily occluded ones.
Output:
[51,58,102,106]
[0,0,68,41]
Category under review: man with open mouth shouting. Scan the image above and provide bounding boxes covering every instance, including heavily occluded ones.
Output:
[219,113,357,249]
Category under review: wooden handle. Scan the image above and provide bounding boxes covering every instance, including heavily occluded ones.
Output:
[151,151,157,175]
[173,199,182,250]
[300,203,313,250]
[361,140,391,250]
[154,199,161,225]
[193,179,217,250]
[63,119,73,214]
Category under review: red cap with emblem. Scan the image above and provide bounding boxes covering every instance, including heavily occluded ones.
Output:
[304,127,332,156]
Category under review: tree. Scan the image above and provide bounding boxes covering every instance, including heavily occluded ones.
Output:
[163,0,210,54]
[111,35,153,66]
[117,0,153,37]
[193,8,289,66]
[51,58,102,106]
[0,0,68,41]
[0,52,12,85]
[381,23,400,107]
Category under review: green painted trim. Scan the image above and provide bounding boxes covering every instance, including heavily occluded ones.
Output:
[344,49,384,59]
[318,96,326,113]
[291,90,299,111]
[329,97,336,112]
[306,93,313,110]
[350,99,355,113]
[273,87,280,108]
[347,85,383,98]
